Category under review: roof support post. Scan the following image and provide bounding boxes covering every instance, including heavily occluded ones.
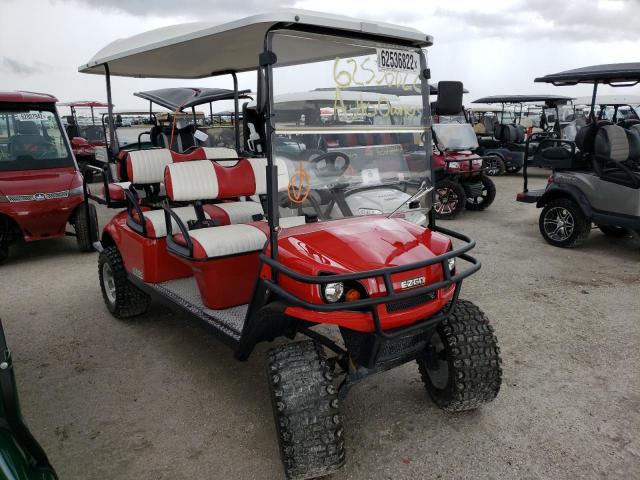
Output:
[231,72,241,152]
[104,63,118,157]
[261,32,279,268]
[590,81,599,122]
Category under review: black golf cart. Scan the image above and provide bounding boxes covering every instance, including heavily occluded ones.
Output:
[82,9,502,479]
[471,95,573,175]
[517,63,640,247]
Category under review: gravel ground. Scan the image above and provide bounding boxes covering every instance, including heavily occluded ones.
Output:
[0,169,638,480]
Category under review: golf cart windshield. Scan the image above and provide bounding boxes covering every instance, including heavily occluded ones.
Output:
[271,31,429,220]
[432,123,478,151]
[0,108,73,171]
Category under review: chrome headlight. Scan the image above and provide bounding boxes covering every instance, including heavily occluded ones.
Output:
[0,195,7,203]
[472,159,483,167]
[323,282,344,303]
[447,161,460,169]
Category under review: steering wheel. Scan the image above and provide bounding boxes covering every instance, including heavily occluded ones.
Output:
[302,150,350,178]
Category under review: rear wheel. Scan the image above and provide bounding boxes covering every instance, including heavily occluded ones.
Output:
[539,198,591,248]
[465,175,496,211]
[75,202,99,252]
[434,180,466,219]
[267,340,345,480]
[484,156,505,176]
[417,300,502,412]
[99,246,150,318]
[598,225,628,237]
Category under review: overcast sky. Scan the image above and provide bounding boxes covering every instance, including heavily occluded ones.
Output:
[1,0,639,112]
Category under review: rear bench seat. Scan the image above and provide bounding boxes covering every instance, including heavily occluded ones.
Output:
[163,160,304,309]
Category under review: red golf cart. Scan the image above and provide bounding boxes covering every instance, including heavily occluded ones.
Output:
[0,91,98,263]
[82,10,502,479]
[58,100,109,180]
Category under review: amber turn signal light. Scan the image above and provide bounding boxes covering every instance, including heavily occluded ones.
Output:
[345,289,361,302]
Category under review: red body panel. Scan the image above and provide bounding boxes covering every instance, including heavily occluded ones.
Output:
[0,167,83,241]
[180,253,261,309]
[0,91,57,103]
[433,150,483,177]
[102,211,192,282]
[107,212,453,331]
[263,216,454,332]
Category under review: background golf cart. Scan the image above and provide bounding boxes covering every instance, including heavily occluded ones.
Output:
[517,63,640,247]
[0,91,98,264]
[58,101,109,181]
[133,87,252,152]
[470,95,573,175]
[80,9,502,480]
[0,318,58,480]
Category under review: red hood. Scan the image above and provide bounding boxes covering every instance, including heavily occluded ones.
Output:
[0,167,79,196]
[276,216,451,276]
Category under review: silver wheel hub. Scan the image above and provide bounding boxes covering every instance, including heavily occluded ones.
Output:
[544,207,575,241]
[102,262,117,305]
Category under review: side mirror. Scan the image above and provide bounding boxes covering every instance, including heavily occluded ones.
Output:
[436,81,464,116]
[71,137,89,147]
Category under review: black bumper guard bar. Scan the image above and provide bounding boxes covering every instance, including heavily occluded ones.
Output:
[258,224,479,341]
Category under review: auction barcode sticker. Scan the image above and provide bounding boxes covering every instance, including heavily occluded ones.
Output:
[376,48,421,74]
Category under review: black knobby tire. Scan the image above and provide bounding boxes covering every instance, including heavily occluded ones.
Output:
[434,179,467,219]
[598,225,628,237]
[505,165,522,174]
[417,300,502,412]
[465,175,496,211]
[75,202,99,252]
[484,156,505,176]
[98,246,150,319]
[267,341,345,480]
[539,198,591,248]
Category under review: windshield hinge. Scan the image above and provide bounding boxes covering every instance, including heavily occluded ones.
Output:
[259,51,278,67]
[423,68,431,80]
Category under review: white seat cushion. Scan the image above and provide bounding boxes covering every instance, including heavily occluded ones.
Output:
[127,149,173,183]
[201,147,238,159]
[188,224,267,258]
[142,206,209,238]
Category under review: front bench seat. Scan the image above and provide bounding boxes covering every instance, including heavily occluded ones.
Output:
[163,160,304,309]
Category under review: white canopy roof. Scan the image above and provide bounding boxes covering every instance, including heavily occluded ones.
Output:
[573,94,640,106]
[79,9,432,79]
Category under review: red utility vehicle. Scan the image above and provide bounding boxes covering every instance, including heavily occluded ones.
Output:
[82,10,502,479]
[0,91,98,263]
[430,121,496,219]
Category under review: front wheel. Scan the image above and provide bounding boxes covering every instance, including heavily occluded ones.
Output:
[539,198,591,248]
[417,300,502,412]
[484,156,505,176]
[75,202,99,252]
[98,246,150,318]
[465,175,496,211]
[434,180,466,219]
[267,341,345,480]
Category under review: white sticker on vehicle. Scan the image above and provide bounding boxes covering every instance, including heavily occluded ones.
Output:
[17,112,47,121]
[376,48,421,74]
[361,168,381,185]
